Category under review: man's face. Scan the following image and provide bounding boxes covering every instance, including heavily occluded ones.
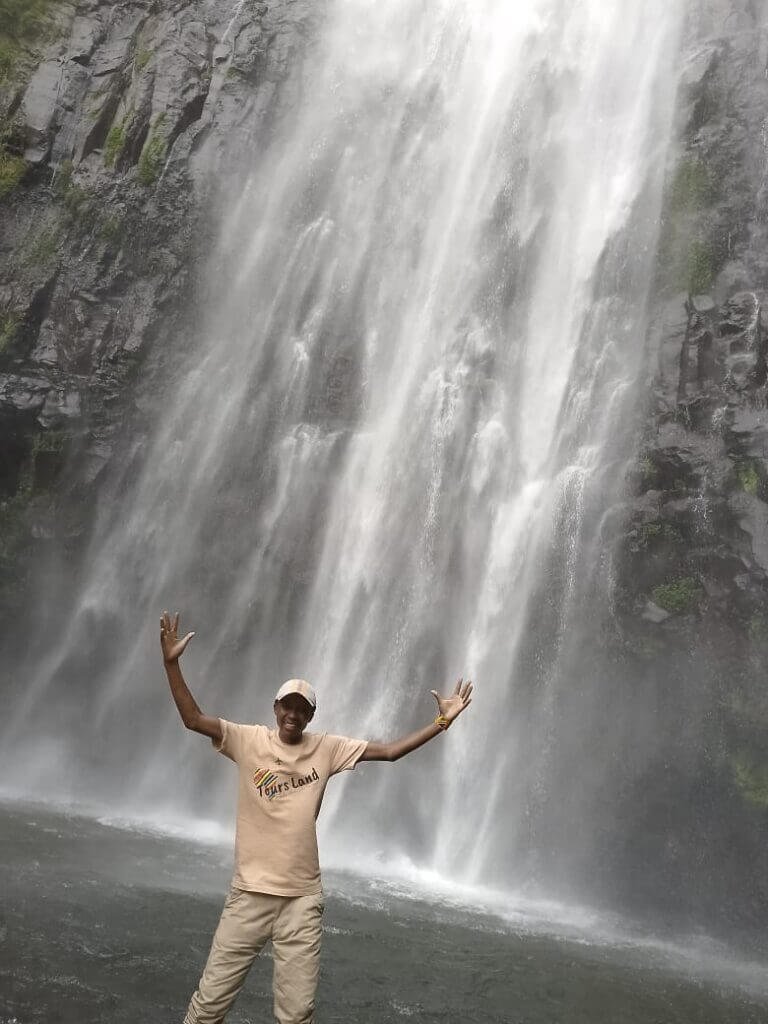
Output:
[274,693,315,743]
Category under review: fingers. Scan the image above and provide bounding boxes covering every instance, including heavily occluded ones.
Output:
[160,610,184,638]
[452,678,473,698]
[453,695,473,718]
[432,679,474,711]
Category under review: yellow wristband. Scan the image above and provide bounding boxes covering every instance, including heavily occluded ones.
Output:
[434,714,450,731]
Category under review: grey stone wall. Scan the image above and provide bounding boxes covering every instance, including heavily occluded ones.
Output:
[0,0,314,615]
[607,2,768,929]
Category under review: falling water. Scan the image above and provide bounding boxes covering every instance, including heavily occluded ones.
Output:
[3,0,685,909]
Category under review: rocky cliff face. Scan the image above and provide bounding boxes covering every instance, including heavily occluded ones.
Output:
[0,0,314,620]
[607,3,768,932]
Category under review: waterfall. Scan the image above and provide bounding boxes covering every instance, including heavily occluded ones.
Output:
[3,0,684,904]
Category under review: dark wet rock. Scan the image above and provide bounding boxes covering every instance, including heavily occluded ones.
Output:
[0,374,52,415]
[38,386,82,429]
[0,0,317,618]
[610,2,768,929]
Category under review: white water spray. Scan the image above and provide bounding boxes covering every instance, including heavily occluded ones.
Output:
[4,0,684,901]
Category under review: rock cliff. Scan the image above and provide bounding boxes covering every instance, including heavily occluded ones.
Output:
[608,2,768,932]
[0,0,313,619]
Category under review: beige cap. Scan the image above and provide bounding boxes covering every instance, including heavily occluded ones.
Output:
[274,678,316,709]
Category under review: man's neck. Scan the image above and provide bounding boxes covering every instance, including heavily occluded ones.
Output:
[276,728,305,746]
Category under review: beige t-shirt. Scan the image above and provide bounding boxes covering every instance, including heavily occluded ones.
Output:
[214,720,367,896]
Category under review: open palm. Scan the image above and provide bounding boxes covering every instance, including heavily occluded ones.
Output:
[160,610,195,664]
[430,678,473,724]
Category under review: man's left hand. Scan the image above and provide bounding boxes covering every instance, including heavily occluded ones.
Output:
[430,678,473,724]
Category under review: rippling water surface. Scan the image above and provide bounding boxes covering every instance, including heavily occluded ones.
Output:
[2,804,767,1024]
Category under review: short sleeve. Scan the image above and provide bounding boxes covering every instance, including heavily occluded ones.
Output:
[212,719,253,764]
[325,735,368,775]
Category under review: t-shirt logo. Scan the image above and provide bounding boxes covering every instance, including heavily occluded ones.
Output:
[252,766,320,801]
[253,768,280,799]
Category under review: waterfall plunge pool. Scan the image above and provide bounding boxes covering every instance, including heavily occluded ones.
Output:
[1,801,767,1023]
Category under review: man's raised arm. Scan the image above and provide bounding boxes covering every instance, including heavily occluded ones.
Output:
[161,610,222,743]
[360,678,473,762]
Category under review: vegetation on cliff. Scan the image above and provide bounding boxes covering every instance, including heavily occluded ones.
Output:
[0,0,64,200]
[0,0,57,80]
[650,576,703,614]
[138,114,168,186]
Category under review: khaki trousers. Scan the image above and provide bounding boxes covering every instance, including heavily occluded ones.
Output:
[183,887,324,1024]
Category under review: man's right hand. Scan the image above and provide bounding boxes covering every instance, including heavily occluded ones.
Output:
[161,612,222,743]
[161,610,195,664]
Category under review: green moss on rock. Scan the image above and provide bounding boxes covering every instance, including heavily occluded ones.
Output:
[0,311,20,352]
[636,455,659,492]
[0,117,28,198]
[651,576,703,614]
[0,0,59,85]
[30,430,68,491]
[0,0,56,40]
[31,430,65,456]
[104,109,132,168]
[53,157,73,190]
[657,151,723,298]
[0,147,26,197]
[23,225,60,268]
[54,160,90,219]
[134,48,153,72]
[669,159,716,213]
[138,114,167,186]
[639,521,682,546]
[735,460,761,496]
[98,212,123,243]
[0,40,15,83]
[747,613,768,644]
[733,754,768,808]
[686,239,714,295]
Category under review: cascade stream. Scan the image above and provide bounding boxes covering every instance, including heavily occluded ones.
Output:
[3,0,686,911]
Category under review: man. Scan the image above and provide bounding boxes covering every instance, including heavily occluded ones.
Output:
[160,610,473,1024]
